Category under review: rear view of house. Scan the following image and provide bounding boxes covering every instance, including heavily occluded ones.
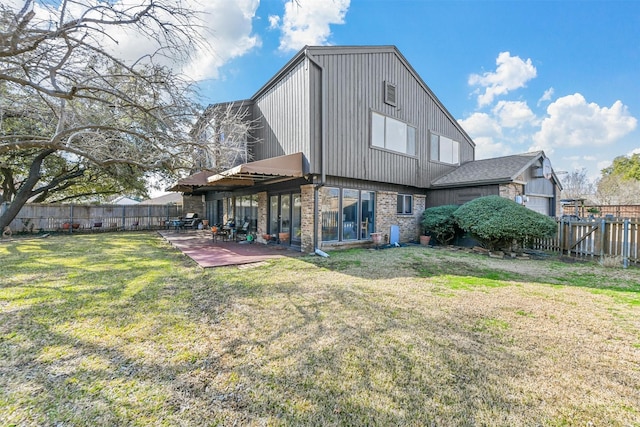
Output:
[172,45,560,253]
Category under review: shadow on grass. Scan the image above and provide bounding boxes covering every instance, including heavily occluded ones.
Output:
[1,233,638,425]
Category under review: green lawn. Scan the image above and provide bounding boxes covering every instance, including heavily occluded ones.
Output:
[1,232,639,426]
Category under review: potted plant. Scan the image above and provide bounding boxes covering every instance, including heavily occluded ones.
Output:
[421,205,461,246]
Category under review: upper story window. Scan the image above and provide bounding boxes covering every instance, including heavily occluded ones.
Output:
[430,133,460,165]
[371,111,416,156]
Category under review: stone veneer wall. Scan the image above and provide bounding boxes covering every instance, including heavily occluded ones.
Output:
[182,195,204,218]
[499,183,524,201]
[256,191,268,243]
[300,184,315,253]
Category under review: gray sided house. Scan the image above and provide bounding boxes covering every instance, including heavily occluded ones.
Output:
[172,46,560,253]
[429,151,562,216]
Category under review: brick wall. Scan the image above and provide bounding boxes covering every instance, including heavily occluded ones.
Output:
[182,195,204,218]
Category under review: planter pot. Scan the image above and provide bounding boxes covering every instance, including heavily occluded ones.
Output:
[278,232,290,242]
[371,232,384,246]
[420,235,431,246]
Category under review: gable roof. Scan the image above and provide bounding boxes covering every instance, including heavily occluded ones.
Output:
[251,45,475,149]
[431,151,555,188]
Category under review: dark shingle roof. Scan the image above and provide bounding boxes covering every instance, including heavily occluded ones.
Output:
[431,151,544,188]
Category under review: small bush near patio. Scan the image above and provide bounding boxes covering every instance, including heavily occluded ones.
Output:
[421,204,461,245]
[454,195,557,250]
[1,232,639,426]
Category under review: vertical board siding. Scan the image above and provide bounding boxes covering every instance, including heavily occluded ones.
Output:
[252,59,310,161]
[313,50,473,188]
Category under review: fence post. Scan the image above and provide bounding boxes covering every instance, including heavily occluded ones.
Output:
[70,204,74,233]
[599,218,606,259]
[623,219,630,269]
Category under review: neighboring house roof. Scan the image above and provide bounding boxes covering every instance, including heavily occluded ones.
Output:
[139,192,183,205]
[432,151,559,188]
[111,196,141,205]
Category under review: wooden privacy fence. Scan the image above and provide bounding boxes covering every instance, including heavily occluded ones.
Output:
[533,218,639,267]
[1,202,183,233]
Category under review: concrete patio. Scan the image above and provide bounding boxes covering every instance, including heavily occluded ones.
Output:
[158,230,303,268]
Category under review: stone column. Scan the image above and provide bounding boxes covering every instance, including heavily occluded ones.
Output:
[301,184,316,253]
[257,191,268,243]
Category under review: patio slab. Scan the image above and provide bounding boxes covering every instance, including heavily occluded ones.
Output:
[158,230,301,268]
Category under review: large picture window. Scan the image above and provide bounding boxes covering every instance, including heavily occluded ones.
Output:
[430,133,460,165]
[321,187,376,242]
[371,112,416,156]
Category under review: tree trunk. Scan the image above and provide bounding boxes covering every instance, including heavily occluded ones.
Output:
[0,150,53,231]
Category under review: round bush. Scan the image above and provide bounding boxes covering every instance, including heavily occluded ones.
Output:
[453,195,557,250]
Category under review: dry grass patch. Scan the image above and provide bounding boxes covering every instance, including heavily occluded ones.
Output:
[1,234,639,425]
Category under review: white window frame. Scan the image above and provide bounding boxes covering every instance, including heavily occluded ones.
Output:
[430,132,460,165]
[371,111,416,156]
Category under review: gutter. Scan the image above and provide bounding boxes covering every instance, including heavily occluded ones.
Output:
[305,49,327,253]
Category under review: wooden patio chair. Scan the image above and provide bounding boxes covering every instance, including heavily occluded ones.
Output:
[211,225,228,242]
[235,222,251,241]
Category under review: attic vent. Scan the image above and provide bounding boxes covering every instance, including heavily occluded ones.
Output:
[384,81,397,106]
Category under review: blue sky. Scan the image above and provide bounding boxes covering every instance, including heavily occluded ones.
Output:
[191,0,640,183]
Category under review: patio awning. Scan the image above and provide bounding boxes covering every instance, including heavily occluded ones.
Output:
[167,152,305,192]
[207,152,304,186]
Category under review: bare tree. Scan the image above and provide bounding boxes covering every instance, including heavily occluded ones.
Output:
[190,101,260,173]
[0,0,222,230]
[560,168,595,200]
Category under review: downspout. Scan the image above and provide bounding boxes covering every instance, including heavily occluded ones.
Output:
[306,49,327,252]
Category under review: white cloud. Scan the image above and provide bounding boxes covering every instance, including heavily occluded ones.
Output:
[469,52,537,107]
[629,147,640,155]
[458,113,507,159]
[492,100,536,128]
[538,87,554,106]
[32,0,261,82]
[157,0,261,81]
[268,15,281,29]
[532,93,638,152]
[277,0,351,52]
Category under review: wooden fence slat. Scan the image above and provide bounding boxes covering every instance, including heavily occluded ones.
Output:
[533,218,639,267]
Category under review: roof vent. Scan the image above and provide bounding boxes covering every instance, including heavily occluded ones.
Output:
[384,81,397,106]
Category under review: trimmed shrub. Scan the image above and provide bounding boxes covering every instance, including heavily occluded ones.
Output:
[453,195,557,251]
[421,205,460,245]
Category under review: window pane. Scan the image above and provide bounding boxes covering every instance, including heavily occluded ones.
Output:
[397,194,403,214]
[430,133,439,161]
[407,126,416,156]
[321,187,340,241]
[361,191,375,239]
[405,195,413,214]
[371,112,385,148]
[269,196,279,234]
[281,194,291,233]
[386,116,407,153]
[440,136,453,164]
[452,140,459,164]
[342,189,359,240]
[292,193,302,241]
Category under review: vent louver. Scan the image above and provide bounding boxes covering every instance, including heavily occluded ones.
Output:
[384,81,397,106]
